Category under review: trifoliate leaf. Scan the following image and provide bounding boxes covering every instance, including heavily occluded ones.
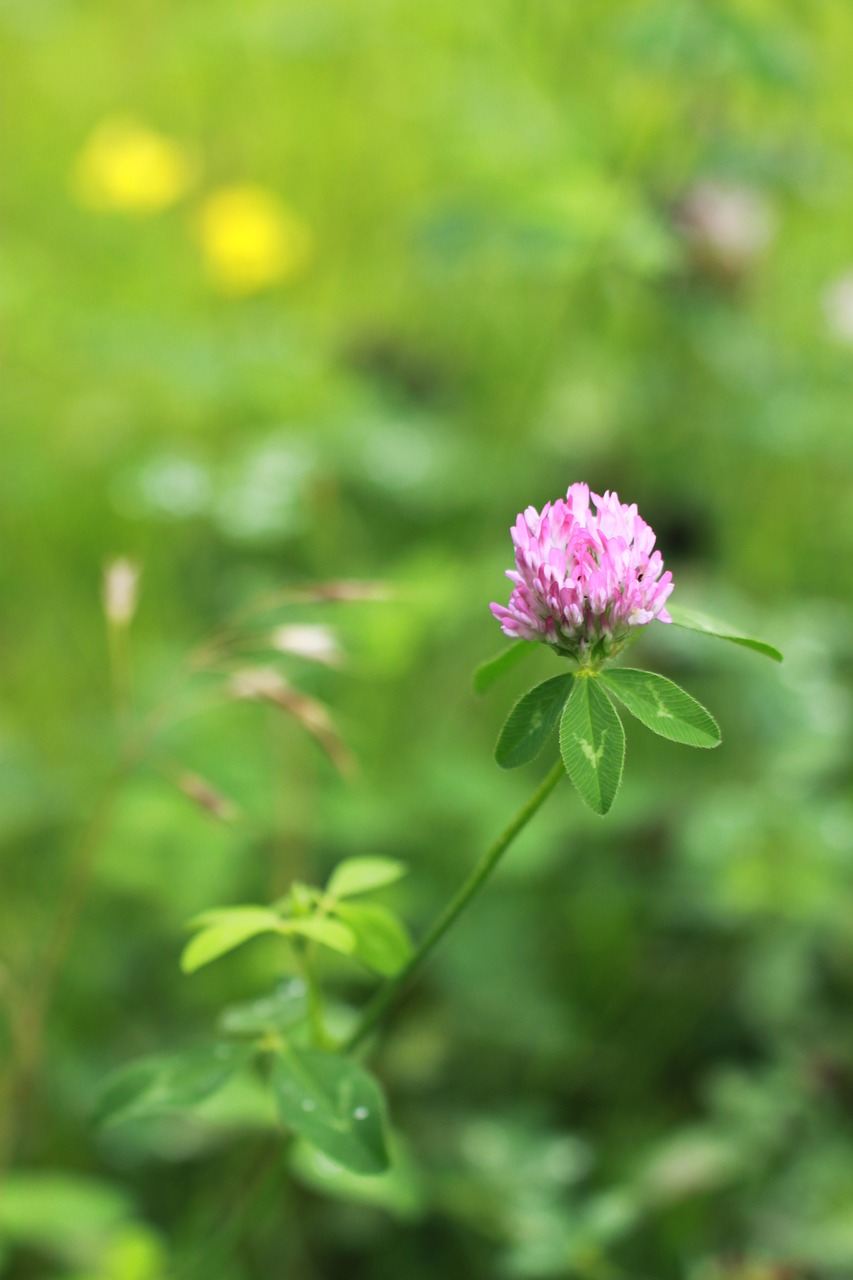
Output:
[495,673,574,769]
[95,1042,252,1128]
[326,857,406,899]
[271,1047,390,1175]
[600,668,721,748]
[333,902,412,976]
[283,917,357,956]
[181,907,285,974]
[559,677,625,815]
[667,604,782,662]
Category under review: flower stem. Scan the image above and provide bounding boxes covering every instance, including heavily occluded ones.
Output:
[298,946,330,1050]
[343,760,565,1054]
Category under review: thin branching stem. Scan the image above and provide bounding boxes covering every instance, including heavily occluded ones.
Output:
[342,761,565,1055]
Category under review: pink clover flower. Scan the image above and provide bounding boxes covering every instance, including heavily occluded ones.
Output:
[491,483,673,662]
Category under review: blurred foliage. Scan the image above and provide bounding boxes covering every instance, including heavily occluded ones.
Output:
[2,0,853,1276]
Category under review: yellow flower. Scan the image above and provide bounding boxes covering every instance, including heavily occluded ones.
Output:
[194,185,313,295]
[72,117,196,213]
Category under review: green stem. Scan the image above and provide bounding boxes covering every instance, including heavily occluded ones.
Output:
[343,760,565,1054]
[300,947,329,1050]
[106,619,133,742]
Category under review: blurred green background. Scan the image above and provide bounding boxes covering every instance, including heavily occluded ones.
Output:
[2,1,853,1277]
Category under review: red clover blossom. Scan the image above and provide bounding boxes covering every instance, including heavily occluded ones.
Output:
[490,482,673,664]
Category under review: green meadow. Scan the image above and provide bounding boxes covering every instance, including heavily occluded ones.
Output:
[2,3,853,1277]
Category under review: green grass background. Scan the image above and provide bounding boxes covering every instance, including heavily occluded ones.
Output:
[2,2,853,1277]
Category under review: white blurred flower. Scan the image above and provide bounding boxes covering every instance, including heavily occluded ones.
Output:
[270,624,342,666]
[676,181,774,277]
[214,438,312,542]
[102,558,141,626]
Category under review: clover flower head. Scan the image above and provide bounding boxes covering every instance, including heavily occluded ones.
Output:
[490,483,673,663]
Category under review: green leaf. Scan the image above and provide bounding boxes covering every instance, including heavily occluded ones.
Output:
[600,668,721,748]
[496,673,574,769]
[283,916,357,955]
[95,1042,252,1128]
[219,979,309,1037]
[667,604,782,662]
[473,640,533,693]
[0,1173,131,1256]
[326,856,406,899]
[559,677,625,815]
[289,1135,424,1218]
[333,902,413,976]
[271,1047,390,1175]
[181,907,285,974]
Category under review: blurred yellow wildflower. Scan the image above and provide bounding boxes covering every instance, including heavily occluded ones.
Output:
[72,117,196,213]
[194,185,313,295]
